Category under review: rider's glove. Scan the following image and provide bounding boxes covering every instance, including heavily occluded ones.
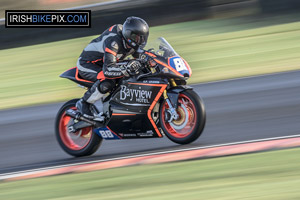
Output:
[127,60,141,74]
[121,60,141,77]
[121,66,130,77]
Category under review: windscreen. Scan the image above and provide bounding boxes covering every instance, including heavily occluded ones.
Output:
[144,37,179,58]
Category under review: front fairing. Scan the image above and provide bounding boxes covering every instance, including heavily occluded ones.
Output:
[145,37,192,79]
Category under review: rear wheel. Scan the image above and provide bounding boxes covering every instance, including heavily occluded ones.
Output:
[55,99,102,157]
[159,90,206,144]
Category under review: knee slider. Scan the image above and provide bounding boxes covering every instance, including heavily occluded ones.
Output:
[98,80,115,93]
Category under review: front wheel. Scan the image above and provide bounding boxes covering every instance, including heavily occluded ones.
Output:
[55,99,102,157]
[159,90,206,144]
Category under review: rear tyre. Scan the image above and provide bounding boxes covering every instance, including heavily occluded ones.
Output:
[159,90,206,144]
[55,99,102,157]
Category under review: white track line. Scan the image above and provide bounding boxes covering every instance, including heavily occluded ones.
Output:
[1,134,300,180]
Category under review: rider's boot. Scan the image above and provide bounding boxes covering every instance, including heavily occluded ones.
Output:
[76,98,92,117]
[76,80,105,121]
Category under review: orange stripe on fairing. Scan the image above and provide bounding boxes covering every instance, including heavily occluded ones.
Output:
[145,52,157,57]
[75,67,94,83]
[149,84,167,137]
[109,25,115,31]
[112,113,136,116]
[105,48,117,56]
[167,56,192,76]
[129,82,167,137]
[154,59,184,77]
[128,83,167,137]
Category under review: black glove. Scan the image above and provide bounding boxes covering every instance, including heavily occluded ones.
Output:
[121,60,141,77]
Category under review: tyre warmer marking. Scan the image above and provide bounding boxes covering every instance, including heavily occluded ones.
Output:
[129,82,167,137]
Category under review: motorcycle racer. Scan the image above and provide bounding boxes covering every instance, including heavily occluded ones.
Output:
[76,16,149,120]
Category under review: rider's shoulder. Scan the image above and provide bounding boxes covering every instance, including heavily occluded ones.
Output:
[104,35,122,51]
[107,24,123,34]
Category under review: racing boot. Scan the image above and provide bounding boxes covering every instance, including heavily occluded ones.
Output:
[80,80,106,121]
[76,98,92,117]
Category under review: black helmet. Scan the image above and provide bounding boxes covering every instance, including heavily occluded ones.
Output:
[122,16,149,49]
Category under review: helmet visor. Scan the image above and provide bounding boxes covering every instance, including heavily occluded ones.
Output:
[130,33,146,46]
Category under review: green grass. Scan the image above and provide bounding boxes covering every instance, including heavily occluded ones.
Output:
[1,16,300,109]
[1,148,300,199]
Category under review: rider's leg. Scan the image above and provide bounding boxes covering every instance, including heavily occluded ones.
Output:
[76,58,103,117]
[76,80,105,116]
[77,79,116,117]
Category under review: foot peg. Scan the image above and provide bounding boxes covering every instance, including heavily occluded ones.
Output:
[93,112,105,122]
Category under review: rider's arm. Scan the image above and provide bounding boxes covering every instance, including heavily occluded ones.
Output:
[102,38,124,78]
[132,51,140,59]
[132,48,144,58]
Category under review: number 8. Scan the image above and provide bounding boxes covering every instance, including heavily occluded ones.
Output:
[173,58,187,71]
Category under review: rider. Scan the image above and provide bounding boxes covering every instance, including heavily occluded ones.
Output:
[76,16,149,120]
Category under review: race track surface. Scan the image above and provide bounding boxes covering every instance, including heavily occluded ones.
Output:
[1,70,300,174]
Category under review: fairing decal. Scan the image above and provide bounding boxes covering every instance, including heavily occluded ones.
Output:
[168,56,191,77]
[129,82,167,137]
[94,126,122,139]
[154,58,184,78]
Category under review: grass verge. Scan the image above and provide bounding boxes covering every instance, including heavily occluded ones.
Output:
[1,15,300,109]
[0,148,300,199]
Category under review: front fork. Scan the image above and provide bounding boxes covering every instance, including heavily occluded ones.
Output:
[163,79,179,122]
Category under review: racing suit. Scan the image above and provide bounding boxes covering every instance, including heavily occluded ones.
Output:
[77,24,139,108]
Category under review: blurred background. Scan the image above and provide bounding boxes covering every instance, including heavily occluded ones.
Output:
[1,1,300,199]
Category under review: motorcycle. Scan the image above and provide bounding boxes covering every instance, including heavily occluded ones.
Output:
[55,37,206,157]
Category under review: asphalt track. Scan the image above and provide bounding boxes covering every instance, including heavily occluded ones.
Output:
[1,70,300,174]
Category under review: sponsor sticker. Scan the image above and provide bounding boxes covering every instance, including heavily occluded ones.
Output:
[94,127,120,140]
[120,85,152,104]
[137,131,154,137]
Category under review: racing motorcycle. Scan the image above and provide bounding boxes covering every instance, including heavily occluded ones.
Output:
[55,37,206,157]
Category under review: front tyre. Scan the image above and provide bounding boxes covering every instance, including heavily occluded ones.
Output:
[159,90,206,144]
[55,99,102,157]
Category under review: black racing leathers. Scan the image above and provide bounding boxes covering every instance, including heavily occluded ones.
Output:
[76,24,139,104]
[77,24,137,81]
